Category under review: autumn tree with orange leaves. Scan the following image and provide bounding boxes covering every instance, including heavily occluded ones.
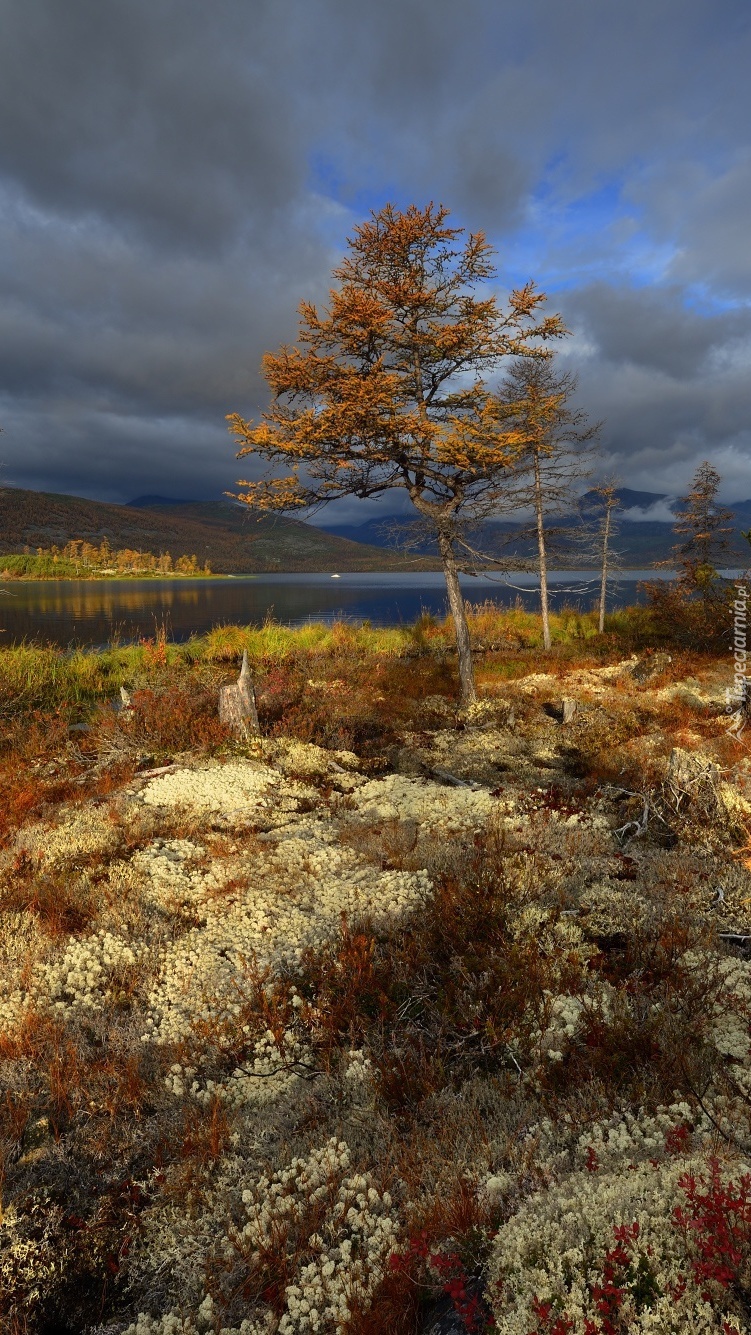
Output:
[228,203,566,704]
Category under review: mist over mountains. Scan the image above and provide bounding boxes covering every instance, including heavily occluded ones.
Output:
[316,488,751,566]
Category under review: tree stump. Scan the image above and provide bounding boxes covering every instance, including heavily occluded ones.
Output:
[218,650,259,738]
[560,698,577,723]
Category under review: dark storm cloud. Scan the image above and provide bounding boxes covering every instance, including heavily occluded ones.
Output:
[0,0,749,506]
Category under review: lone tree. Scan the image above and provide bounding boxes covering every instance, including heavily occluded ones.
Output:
[672,460,735,596]
[493,359,598,650]
[227,202,565,705]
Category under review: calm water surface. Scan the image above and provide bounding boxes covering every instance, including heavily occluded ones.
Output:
[0,571,674,649]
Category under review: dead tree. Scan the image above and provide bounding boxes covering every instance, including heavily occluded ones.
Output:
[219,650,259,737]
[589,480,623,633]
[494,359,599,651]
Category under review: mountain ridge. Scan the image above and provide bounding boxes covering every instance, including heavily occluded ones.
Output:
[0,487,431,573]
[316,488,751,565]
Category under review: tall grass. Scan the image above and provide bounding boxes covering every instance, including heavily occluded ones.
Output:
[0,643,138,714]
[0,594,722,724]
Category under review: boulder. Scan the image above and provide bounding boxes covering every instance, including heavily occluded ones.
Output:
[631,652,672,683]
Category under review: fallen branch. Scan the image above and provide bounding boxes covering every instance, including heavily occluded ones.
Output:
[430,766,482,790]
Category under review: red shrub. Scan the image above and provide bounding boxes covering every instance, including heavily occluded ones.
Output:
[94,684,231,755]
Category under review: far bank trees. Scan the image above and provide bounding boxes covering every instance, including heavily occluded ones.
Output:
[228,203,566,704]
[586,480,623,634]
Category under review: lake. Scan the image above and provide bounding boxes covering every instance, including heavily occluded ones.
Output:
[0,570,676,649]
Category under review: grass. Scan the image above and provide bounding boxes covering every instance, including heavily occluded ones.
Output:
[0,599,676,717]
[0,597,733,848]
[1,595,749,1332]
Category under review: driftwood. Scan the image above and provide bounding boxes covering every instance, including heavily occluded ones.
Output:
[219,650,259,738]
[718,932,751,955]
[430,766,482,790]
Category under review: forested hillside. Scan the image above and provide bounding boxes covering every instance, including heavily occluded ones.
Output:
[0,488,422,573]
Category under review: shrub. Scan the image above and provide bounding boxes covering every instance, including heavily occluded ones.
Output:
[92,683,231,758]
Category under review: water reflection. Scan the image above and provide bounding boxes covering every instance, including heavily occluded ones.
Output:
[0,572,670,649]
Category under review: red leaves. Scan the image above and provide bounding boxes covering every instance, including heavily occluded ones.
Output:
[388,1231,494,1332]
[526,1163,751,1335]
[664,1122,691,1155]
[529,1297,574,1334]
[674,1156,751,1297]
[527,1222,645,1335]
[585,1146,600,1174]
[588,1223,640,1335]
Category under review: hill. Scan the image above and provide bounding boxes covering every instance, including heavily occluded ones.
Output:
[0,487,425,573]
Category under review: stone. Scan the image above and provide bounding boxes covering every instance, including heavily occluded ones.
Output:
[631,652,672,683]
[19,1115,53,1164]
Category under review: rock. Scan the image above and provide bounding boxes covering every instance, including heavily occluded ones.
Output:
[458,699,506,727]
[717,782,751,824]
[272,740,365,789]
[631,652,672,683]
[421,695,457,720]
[560,698,577,723]
[19,1115,53,1164]
[421,1281,490,1334]
[422,1304,470,1335]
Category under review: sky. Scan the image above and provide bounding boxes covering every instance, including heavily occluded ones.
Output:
[1,0,750,523]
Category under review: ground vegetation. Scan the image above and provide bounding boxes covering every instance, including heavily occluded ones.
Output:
[1,602,750,1333]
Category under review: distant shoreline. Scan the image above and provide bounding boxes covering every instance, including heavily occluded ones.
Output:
[1,566,685,583]
[0,571,228,583]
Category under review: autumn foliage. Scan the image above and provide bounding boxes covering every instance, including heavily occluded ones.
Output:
[228,202,566,702]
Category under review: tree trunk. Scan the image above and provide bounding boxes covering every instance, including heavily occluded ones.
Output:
[598,503,612,634]
[533,452,551,651]
[437,529,477,707]
[219,649,259,738]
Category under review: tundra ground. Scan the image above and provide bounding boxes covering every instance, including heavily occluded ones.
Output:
[2,609,751,1333]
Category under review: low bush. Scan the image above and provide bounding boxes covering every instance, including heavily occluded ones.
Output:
[92,683,231,759]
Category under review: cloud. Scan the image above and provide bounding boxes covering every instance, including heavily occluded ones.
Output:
[0,0,749,507]
[562,283,751,379]
[621,500,678,523]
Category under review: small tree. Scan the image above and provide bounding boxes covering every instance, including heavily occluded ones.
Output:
[672,460,735,596]
[589,480,623,634]
[493,359,598,650]
[227,202,565,705]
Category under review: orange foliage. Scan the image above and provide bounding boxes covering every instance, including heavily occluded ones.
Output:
[229,203,564,524]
